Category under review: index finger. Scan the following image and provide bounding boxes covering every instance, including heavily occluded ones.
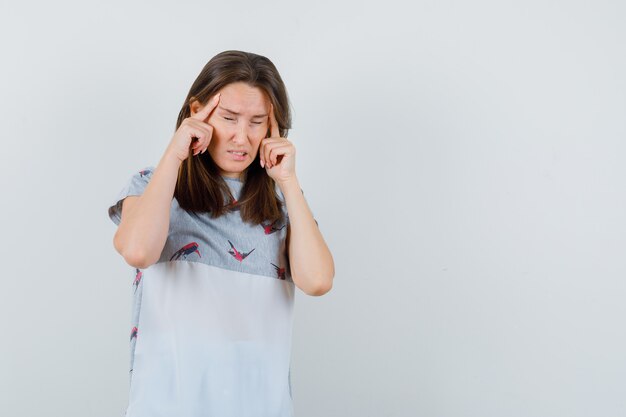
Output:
[269,102,280,138]
[191,93,221,122]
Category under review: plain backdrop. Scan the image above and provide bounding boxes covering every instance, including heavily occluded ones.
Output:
[1,1,624,416]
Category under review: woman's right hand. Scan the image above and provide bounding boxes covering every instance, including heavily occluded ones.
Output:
[167,93,221,162]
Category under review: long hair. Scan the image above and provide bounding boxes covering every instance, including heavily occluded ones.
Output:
[174,50,292,225]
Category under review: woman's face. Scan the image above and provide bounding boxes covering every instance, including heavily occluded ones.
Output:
[191,81,270,179]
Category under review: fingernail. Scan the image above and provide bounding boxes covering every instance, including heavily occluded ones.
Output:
[260,159,264,168]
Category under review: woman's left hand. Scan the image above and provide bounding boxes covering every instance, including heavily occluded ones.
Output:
[260,103,297,185]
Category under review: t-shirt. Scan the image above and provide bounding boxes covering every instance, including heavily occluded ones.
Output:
[108,166,313,417]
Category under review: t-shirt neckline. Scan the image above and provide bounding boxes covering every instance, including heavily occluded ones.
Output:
[221,176,243,183]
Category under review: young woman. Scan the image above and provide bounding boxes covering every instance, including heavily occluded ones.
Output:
[108,50,334,417]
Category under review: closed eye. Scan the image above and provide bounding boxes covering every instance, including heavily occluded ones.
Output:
[224,117,263,125]
[224,117,261,125]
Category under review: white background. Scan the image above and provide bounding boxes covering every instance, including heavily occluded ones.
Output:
[1,1,624,416]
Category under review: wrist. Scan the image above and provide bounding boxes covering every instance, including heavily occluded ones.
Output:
[163,146,185,166]
[276,176,300,194]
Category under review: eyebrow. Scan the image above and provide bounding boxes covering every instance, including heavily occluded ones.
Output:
[219,106,267,118]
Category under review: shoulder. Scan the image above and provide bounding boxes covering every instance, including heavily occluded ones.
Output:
[107,165,156,226]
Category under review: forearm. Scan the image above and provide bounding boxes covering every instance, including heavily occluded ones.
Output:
[278,177,334,295]
[117,148,181,267]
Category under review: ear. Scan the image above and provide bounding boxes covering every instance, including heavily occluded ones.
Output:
[189,96,200,115]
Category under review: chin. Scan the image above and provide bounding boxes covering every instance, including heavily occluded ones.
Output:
[216,161,250,176]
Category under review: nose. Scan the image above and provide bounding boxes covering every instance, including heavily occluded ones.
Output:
[231,122,251,144]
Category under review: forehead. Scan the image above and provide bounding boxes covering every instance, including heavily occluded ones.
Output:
[217,82,268,116]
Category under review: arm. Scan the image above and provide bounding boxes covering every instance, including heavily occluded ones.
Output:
[280,177,334,296]
[113,149,181,269]
[260,102,334,295]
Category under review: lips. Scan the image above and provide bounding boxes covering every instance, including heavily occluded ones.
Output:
[228,150,248,161]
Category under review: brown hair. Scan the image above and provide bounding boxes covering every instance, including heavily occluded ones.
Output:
[174,50,292,225]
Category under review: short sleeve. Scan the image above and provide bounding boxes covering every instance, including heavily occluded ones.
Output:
[107,166,156,226]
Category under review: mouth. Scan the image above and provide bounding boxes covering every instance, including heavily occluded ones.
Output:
[227,150,248,161]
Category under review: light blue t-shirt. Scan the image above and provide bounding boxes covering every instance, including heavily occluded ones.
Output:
[108,166,315,417]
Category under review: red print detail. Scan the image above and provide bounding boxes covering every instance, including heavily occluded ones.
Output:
[170,242,202,261]
[133,268,142,293]
[271,262,286,280]
[228,198,241,212]
[130,326,138,341]
[227,240,255,262]
[261,219,286,235]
